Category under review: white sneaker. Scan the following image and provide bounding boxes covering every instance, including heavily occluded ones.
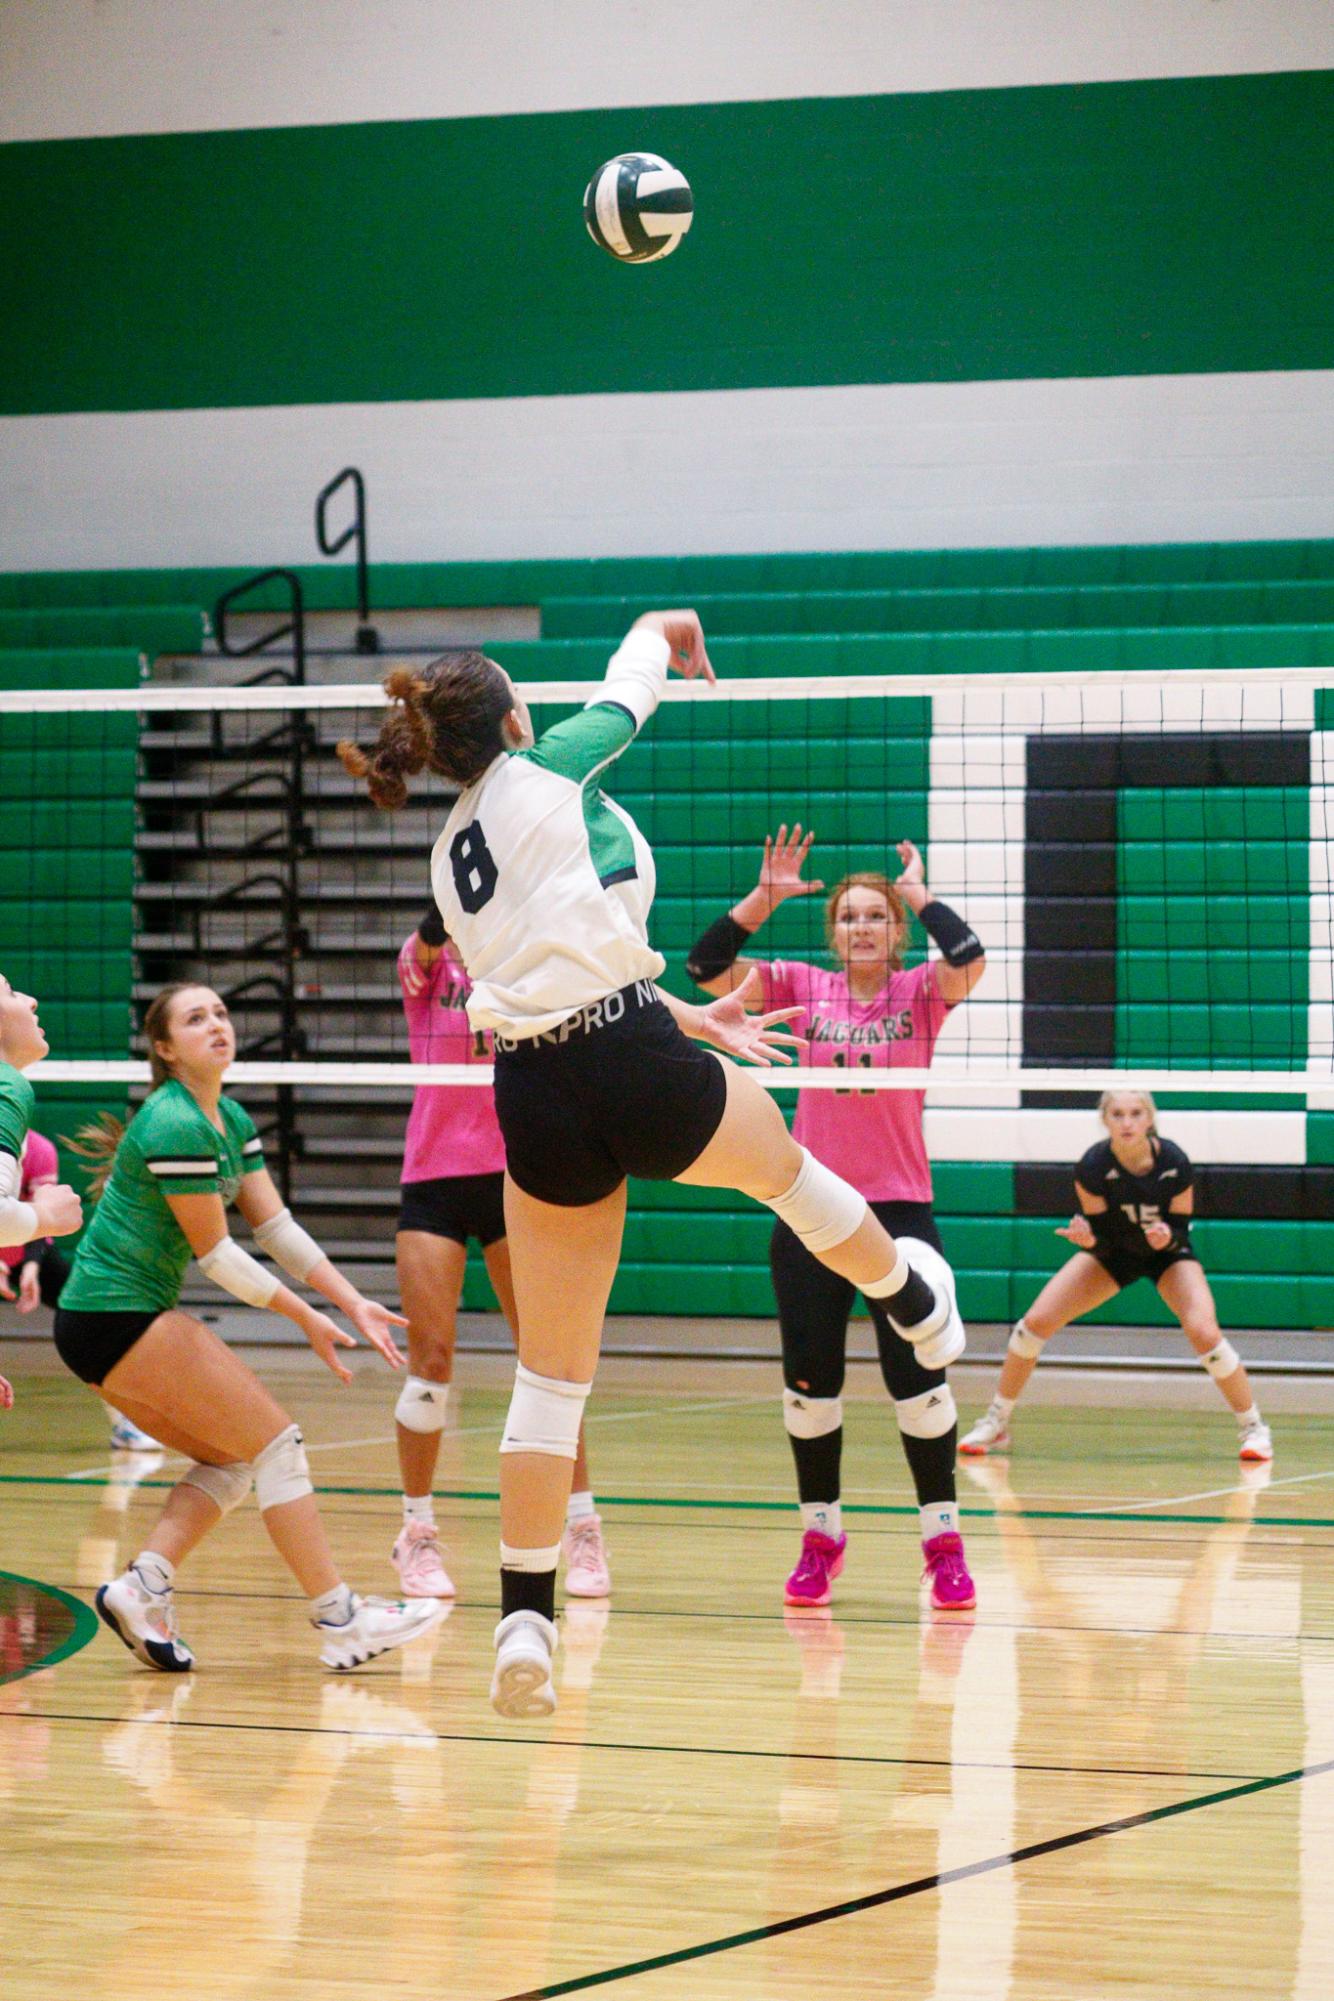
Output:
[315,1593,443,1672]
[491,1610,558,1719]
[108,1412,163,1453]
[562,1513,612,1597]
[96,1565,194,1672]
[1239,1419,1273,1463]
[960,1408,1012,1457]
[890,1238,966,1370]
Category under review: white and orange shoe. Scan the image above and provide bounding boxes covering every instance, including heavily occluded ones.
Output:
[960,1404,1012,1457]
[1239,1419,1273,1463]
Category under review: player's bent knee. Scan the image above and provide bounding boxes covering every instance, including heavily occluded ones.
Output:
[180,1459,253,1516]
[500,1362,591,1458]
[1008,1319,1046,1360]
[766,1149,867,1254]
[782,1388,843,1438]
[395,1374,450,1433]
[894,1385,957,1439]
[1199,1337,1240,1380]
[253,1421,312,1510]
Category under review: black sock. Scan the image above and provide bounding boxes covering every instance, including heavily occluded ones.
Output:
[899,1426,958,1507]
[788,1426,843,1505]
[889,1266,937,1330]
[500,1567,557,1623]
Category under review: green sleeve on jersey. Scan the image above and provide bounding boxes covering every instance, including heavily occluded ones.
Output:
[136,1091,223,1196]
[521,703,637,787]
[223,1097,266,1175]
[0,1065,34,1160]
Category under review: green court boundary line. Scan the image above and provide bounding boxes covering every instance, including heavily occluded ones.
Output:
[5,1471,1334,1530]
[503,1756,1334,1998]
[0,1567,97,1684]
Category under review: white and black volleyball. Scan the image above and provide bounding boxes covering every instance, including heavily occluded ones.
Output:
[583,153,693,264]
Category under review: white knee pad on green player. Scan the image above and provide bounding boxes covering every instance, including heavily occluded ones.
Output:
[395,1375,450,1434]
[1200,1337,1240,1380]
[767,1149,867,1253]
[180,1460,253,1515]
[500,1363,591,1458]
[894,1384,958,1439]
[783,1388,843,1438]
[252,1422,312,1510]
[1008,1319,1045,1360]
[886,1236,966,1370]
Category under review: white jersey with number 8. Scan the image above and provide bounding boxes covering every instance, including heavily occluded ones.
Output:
[431,630,671,1039]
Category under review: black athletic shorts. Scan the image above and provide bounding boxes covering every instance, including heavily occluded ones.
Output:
[53,1307,160,1387]
[493,978,729,1207]
[1090,1242,1198,1292]
[397,1170,507,1247]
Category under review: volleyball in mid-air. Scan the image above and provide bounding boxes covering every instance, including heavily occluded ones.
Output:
[583,153,693,263]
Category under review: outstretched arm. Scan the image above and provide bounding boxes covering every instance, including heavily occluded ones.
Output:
[894,841,986,1004]
[657,970,804,1067]
[688,823,824,998]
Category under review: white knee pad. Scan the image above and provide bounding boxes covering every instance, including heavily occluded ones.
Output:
[1200,1337,1240,1380]
[180,1459,253,1516]
[783,1388,843,1439]
[894,1384,958,1440]
[253,1422,312,1510]
[499,1363,591,1459]
[395,1375,450,1434]
[885,1236,966,1370]
[767,1149,867,1254]
[1008,1319,1045,1361]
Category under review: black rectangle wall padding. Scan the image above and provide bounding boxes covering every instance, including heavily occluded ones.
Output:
[1117,732,1310,789]
[1025,791,1119,844]
[1026,951,1116,1004]
[1020,1088,1101,1110]
[1025,898,1119,951]
[1017,1163,1334,1220]
[1022,1004,1117,1060]
[1028,738,1121,791]
[1026,845,1118,897]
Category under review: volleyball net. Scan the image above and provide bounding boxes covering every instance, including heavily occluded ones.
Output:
[4,665,1329,1097]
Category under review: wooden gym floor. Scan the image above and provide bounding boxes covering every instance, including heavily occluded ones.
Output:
[2,1344,1333,2000]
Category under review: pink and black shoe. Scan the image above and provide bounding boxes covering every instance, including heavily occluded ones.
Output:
[784,1529,847,1607]
[921,1532,976,1612]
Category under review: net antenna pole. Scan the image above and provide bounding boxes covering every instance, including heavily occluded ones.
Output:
[212,569,313,1202]
[315,466,380,655]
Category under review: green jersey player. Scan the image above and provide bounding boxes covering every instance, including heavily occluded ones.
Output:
[55,981,441,1674]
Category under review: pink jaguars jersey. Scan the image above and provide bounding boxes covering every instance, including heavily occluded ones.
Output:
[398,937,506,1184]
[758,960,951,1203]
[1,1128,57,1269]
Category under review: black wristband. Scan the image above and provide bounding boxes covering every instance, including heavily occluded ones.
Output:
[686,912,752,984]
[417,905,447,948]
[1166,1213,1192,1245]
[918,899,984,968]
[1087,1209,1117,1244]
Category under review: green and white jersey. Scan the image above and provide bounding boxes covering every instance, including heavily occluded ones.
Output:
[61,1079,265,1313]
[0,1061,37,1247]
[432,629,670,1038]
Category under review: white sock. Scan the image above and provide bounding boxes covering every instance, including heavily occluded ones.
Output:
[992,1393,1015,1422]
[800,1500,842,1540]
[311,1582,354,1625]
[566,1489,596,1525]
[132,1551,174,1594]
[920,1501,957,1542]
[403,1493,435,1526]
[1236,1405,1262,1430]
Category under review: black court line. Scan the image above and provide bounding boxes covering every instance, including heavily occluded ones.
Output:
[498,1757,1334,1999]
[0,1706,1256,1787]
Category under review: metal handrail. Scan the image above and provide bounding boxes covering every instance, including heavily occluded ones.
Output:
[315,466,379,653]
[214,567,308,685]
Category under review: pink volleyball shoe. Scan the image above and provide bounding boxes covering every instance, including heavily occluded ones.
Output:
[390,1520,456,1599]
[921,1532,976,1612]
[784,1529,847,1607]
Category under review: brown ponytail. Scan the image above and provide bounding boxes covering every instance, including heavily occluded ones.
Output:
[338,653,515,806]
[68,983,197,1199]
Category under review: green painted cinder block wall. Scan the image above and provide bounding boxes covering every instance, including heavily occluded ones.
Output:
[5,70,1332,416]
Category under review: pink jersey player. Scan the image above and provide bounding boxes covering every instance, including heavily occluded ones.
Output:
[397,935,505,1184]
[756,958,949,1202]
[688,827,987,1618]
[0,1128,57,1272]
